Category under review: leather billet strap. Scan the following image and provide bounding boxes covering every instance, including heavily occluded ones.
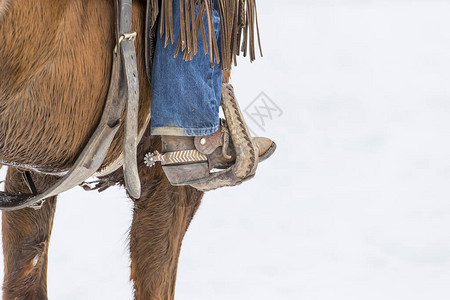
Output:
[120,0,141,199]
[0,0,141,210]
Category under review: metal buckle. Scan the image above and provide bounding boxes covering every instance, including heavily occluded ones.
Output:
[114,32,137,53]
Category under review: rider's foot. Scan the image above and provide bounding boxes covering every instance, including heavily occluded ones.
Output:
[145,122,276,186]
[145,83,276,190]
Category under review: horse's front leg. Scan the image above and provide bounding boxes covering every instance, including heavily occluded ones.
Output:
[2,168,58,300]
[130,161,203,300]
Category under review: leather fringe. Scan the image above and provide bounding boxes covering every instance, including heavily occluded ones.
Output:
[150,0,262,83]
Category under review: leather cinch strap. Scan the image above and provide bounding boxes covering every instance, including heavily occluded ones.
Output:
[0,0,141,210]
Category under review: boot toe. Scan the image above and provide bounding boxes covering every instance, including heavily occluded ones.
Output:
[253,137,275,157]
[256,138,277,162]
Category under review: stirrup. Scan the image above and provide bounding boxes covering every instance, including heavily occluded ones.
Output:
[145,84,275,191]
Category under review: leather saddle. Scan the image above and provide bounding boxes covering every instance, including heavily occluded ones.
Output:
[0,0,156,210]
[0,0,270,209]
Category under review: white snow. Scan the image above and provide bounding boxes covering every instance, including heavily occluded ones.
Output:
[2,0,450,299]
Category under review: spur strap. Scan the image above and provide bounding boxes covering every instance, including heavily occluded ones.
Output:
[0,0,140,210]
[144,150,208,167]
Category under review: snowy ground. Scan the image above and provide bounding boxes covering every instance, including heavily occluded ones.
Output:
[2,0,450,299]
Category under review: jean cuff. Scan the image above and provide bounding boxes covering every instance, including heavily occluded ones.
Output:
[151,124,219,136]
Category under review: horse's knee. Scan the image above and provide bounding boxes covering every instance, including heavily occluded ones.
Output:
[2,168,57,300]
[2,206,54,299]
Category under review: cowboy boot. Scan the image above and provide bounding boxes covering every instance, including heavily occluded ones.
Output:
[145,84,276,190]
[145,126,275,187]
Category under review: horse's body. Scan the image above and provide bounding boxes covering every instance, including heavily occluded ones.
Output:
[0,0,203,298]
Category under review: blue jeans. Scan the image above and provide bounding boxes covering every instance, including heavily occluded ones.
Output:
[150,1,222,136]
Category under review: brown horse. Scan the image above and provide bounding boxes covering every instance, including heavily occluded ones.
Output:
[0,0,203,298]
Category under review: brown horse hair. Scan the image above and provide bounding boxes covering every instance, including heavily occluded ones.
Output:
[0,0,12,21]
[0,1,204,299]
